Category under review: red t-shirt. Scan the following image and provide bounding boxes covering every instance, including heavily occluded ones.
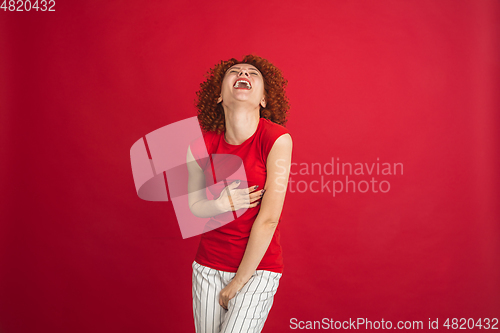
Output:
[190,117,290,274]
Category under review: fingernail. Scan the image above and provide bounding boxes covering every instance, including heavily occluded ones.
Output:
[254,185,259,189]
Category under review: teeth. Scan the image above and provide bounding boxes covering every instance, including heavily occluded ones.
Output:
[234,80,251,89]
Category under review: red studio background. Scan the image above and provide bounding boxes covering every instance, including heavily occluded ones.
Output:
[0,1,499,332]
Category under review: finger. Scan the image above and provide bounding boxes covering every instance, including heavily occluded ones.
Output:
[228,180,241,189]
[247,185,260,193]
[248,201,261,208]
[249,190,265,202]
[220,295,228,309]
[248,195,262,204]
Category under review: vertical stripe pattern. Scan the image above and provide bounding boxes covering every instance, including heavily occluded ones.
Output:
[192,261,282,333]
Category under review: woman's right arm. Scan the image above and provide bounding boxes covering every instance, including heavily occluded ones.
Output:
[187,145,261,218]
[186,145,227,218]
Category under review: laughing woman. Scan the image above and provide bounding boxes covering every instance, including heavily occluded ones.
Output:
[187,54,293,333]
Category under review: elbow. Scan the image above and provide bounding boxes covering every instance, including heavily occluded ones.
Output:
[188,206,199,218]
[188,201,202,218]
[255,218,279,229]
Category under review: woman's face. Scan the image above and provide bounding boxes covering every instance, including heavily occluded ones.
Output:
[218,63,266,109]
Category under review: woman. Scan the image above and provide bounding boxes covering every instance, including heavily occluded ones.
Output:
[187,54,293,333]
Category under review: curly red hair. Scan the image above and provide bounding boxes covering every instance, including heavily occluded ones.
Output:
[195,55,290,134]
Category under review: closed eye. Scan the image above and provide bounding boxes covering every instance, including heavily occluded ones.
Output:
[228,69,260,75]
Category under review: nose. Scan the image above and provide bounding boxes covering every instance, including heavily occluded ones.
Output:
[238,69,250,77]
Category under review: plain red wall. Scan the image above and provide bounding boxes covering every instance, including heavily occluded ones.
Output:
[1,1,499,332]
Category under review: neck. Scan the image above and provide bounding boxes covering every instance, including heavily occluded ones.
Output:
[223,105,260,145]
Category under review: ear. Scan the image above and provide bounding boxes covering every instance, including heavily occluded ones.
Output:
[217,95,222,104]
[260,97,266,108]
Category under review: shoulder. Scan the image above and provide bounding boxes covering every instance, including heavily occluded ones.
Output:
[259,118,292,162]
[262,118,290,140]
[189,129,220,158]
[261,118,290,135]
[272,132,292,147]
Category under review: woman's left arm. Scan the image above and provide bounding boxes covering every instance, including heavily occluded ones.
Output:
[219,133,293,309]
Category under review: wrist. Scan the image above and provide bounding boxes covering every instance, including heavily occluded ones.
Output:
[214,196,228,214]
[232,274,248,288]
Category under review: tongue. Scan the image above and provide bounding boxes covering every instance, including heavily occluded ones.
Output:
[237,82,250,89]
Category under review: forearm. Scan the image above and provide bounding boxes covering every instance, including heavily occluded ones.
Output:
[190,198,226,218]
[233,220,278,286]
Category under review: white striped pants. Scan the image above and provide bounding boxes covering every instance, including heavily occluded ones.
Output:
[192,261,282,333]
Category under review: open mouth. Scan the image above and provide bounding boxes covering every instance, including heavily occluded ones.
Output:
[233,79,252,90]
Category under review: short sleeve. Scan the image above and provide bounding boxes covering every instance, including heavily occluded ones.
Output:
[261,122,290,164]
[189,131,214,170]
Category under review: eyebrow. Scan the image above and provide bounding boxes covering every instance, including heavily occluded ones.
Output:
[227,67,260,73]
